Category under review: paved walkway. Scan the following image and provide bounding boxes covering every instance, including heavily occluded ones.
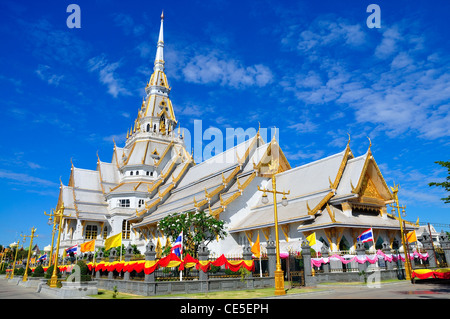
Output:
[275,280,450,299]
[1,276,449,299]
[0,277,57,299]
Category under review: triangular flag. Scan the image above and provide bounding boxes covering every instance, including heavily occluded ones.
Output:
[104,232,122,251]
[306,232,316,246]
[251,233,261,258]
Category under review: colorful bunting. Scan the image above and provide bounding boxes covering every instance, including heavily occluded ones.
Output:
[86,253,255,275]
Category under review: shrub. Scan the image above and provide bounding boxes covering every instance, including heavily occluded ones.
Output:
[15,267,24,276]
[74,260,91,282]
[208,265,221,273]
[32,265,45,277]
[45,264,61,279]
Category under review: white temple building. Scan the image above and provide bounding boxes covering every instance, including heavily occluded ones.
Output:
[55,13,418,257]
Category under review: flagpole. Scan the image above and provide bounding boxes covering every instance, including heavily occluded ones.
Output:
[404,222,413,274]
[92,241,96,277]
[180,250,183,282]
[371,227,375,253]
[180,231,183,282]
[259,243,262,278]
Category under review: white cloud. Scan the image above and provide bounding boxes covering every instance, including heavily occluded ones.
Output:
[288,120,318,134]
[35,64,64,86]
[374,26,402,59]
[284,149,324,161]
[182,51,273,88]
[0,169,57,188]
[283,17,366,55]
[102,133,127,144]
[88,55,131,98]
[280,19,450,139]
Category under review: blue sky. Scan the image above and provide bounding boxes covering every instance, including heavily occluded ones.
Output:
[0,0,449,249]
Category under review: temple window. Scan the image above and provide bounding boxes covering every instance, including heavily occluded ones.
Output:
[122,220,131,239]
[85,225,98,240]
[118,199,130,207]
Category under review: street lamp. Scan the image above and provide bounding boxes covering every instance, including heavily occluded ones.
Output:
[389,183,412,280]
[44,210,58,267]
[47,203,69,288]
[257,174,290,296]
[9,239,20,279]
[21,227,38,282]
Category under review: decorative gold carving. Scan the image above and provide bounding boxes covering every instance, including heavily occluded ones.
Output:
[326,204,336,223]
[281,225,289,242]
[360,175,383,199]
[262,227,270,241]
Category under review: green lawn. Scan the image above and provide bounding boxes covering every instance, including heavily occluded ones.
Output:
[90,278,407,299]
[90,283,324,299]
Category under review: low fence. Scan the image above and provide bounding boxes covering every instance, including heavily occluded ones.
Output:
[88,251,273,296]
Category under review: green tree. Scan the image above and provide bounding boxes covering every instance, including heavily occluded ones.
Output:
[428,161,450,203]
[158,211,227,258]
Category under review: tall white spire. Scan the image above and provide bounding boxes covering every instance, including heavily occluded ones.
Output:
[154,11,164,72]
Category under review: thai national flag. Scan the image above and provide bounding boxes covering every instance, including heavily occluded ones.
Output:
[66,245,78,255]
[171,232,183,257]
[357,228,374,243]
[38,254,47,261]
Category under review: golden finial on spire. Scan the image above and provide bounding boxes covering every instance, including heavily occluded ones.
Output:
[161,10,164,20]
[347,132,351,147]
[271,127,278,144]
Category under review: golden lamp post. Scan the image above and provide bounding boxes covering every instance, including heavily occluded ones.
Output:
[9,238,21,279]
[21,227,38,282]
[47,203,69,288]
[44,209,58,267]
[389,183,412,280]
[257,163,290,296]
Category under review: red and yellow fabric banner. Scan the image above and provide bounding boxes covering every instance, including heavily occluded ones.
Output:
[86,253,255,275]
[412,268,450,280]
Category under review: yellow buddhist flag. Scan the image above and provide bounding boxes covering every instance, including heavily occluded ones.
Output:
[406,230,417,243]
[251,233,261,258]
[80,239,96,252]
[104,232,122,251]
[306,232,316,246]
